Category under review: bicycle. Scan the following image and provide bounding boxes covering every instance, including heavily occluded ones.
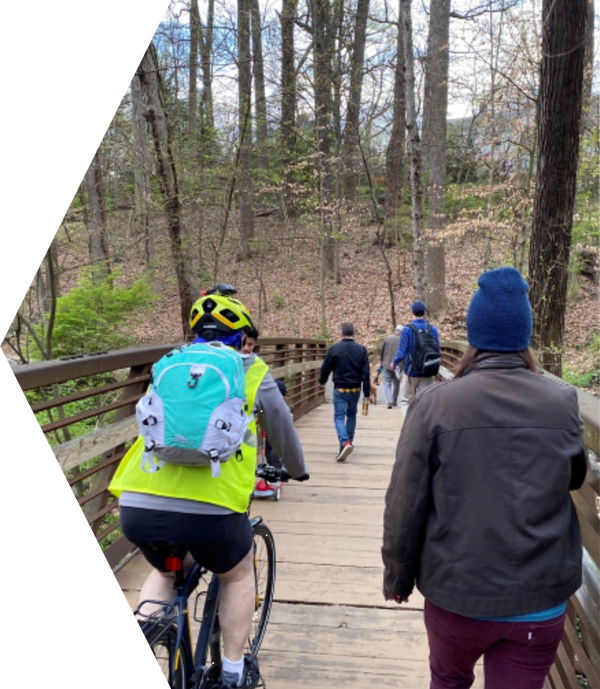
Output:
[135,464,291,689]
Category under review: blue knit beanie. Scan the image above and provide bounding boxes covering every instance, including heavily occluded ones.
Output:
[466,267,532,351]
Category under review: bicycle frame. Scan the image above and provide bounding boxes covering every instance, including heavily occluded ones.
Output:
[139,515,265,688]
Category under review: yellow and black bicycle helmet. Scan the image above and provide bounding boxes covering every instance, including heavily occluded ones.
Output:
[190,292,254,339]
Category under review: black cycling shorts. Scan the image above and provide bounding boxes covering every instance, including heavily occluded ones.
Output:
[120,506,253,574]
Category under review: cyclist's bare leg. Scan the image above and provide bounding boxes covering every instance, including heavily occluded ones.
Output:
[217,548,255,660]
[138,553,195,616]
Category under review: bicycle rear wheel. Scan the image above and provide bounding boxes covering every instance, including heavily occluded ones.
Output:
[248,522,276,657]
[142,620,189,689]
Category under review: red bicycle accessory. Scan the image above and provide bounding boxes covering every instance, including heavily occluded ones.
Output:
[165,556,182,572]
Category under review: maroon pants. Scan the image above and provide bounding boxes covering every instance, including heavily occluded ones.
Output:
[424,600,565,689]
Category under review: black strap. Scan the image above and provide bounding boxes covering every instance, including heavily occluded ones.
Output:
[408,322,430,335]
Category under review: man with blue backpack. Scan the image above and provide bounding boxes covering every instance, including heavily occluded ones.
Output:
[391,300,441,420]
[110,286,309,689]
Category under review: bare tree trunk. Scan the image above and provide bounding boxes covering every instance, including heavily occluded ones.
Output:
[312,0,336,276]
[342,0,369,202]
[250,0,268,172]
[200,0,215,157]
[401,0,424,299]
[280,0,298,214]
[135,42,195,337]
[331,0,343,285]
[189,0,200,135]
[385,6,405,222]
[131,75,153,265]
[529,0,587,376]
[238,0,255,255]
[83,150,111,280]
[581,0,594,126]
[424,0,449,316]
[484,1,504,268]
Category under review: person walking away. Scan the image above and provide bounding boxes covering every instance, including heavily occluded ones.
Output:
[109,290,309,689]
[319,322,371,462]
[391,301,440,419]
[382,266,588,689]
[380,325,402,408]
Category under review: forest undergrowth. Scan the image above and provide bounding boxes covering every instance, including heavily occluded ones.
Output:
[40,202,598,394]
[5,201,598,395]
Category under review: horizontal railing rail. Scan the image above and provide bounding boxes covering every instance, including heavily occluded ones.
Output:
[440,342,599,689]
[13,338,327,569]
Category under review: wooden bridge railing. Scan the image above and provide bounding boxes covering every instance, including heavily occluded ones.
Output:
[12,340,599,688]
[13,338,326,569]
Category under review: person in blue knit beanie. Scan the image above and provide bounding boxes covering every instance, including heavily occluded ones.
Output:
[382,266,588,689]
[466,266,532,351]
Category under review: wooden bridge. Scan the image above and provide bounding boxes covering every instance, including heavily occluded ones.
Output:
[14,339,600,689]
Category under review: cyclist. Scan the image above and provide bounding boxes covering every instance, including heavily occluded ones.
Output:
[109,290,309,689]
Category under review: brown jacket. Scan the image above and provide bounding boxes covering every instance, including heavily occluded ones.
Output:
[382,352,587,618]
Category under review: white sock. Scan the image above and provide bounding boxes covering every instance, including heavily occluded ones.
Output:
[222,656,244,686]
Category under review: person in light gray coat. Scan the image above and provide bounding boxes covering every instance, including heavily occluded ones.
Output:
[382,267,588,689]
[379,325,402,408]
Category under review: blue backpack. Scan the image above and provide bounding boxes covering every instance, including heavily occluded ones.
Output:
[135,341,248,477]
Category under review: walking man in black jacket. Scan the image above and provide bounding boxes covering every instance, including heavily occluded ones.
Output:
[319,322,371,462]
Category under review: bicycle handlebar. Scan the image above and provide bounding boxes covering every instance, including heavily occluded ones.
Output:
[255,463,309,483]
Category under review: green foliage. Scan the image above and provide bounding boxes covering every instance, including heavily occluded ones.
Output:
[272,292,286,310]
[42,268,157,360]
[563,333,600,389]
[445,184,488,220]
[573,194,599,247]
[446,121,483,185]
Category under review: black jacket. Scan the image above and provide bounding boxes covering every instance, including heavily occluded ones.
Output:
[319,338,371,397]
[382,352,587,618]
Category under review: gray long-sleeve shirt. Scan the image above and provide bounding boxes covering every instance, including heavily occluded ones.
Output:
[120,354,306,514]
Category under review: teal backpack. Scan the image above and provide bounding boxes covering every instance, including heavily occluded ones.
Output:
[135,341,248,477]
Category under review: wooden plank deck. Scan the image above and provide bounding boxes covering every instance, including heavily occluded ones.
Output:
[116,402,483,687]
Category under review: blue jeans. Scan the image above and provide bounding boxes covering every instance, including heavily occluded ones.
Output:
[333,389,360,446]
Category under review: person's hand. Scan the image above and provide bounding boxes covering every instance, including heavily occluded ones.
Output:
[382,589,409,605]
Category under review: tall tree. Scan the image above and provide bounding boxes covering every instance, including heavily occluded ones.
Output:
[341,0,370,201]
[238,0,255,253]
[199,0,215,156]
[528,0,587,376]
[312,0,336,276]
[188,0,200,135]
[83,150,111,280]
[134,41,195,336]
[131,75,153,265]
[384,5,405,222]
[423,0,450,315]
[581,0,595,133]
[250,0,268,171]
[401,0,425,298]
[280,0,298,214]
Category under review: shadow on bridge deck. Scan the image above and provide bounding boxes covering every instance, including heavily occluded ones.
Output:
[116,403,484,688]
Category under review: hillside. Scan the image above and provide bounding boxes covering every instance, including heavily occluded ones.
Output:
[82,203,599,392]
[4,203,598,395]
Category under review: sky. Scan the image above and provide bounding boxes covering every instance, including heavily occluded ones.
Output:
[0,2,174,688]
